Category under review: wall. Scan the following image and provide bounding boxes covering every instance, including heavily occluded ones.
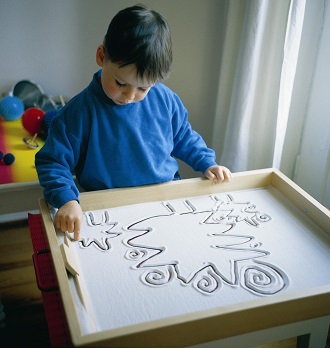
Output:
[0,0,225,178]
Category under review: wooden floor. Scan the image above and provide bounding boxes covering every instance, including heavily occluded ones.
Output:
[0,219,329,347]
[0,219,50,347]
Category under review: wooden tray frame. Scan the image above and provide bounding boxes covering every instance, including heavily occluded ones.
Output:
[38,168,330,347]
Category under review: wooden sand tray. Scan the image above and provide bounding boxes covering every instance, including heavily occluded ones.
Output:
[38,169,330,347]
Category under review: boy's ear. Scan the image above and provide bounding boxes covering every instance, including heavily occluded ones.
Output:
[96,45,106,67]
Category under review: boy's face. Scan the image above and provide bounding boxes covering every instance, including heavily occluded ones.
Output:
[96,45,154,105]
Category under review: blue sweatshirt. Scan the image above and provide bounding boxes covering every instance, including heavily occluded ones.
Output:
[35,70,217,208]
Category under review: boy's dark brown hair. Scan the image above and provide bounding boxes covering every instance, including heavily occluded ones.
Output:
[104,5,172,82]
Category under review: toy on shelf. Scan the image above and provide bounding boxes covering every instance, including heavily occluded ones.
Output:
[40,95,64,140]
[3,153,15,165]
[59,95,66,107]
[23,133,39,149]
[21,107,45,149]
[22,107,45,136]
[36,94,57,113]
[11,79,43,109]
[0,80,66,184]
[40,110,59,140]
[0,150,15,165]
[1,79,66,154]
[0,95,24,121]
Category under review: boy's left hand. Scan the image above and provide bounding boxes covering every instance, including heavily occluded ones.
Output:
[204,165,232,184]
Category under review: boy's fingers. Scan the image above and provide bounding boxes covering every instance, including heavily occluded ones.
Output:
[218,171,225,182]
[54,216,79,240]
[65,220,74,233]
[209,169,224,183]
[206,171,216,183]
[223,169,232,181]
[208,167,232,184]
[54,215,61,229]
[60,220,67,233]
[74,219,82,241]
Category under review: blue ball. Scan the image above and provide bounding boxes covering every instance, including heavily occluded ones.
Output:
[41,109,60,139]
[3,153,15,165]
[0,96,24,121]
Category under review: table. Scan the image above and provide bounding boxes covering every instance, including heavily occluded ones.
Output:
[36,169,330,347]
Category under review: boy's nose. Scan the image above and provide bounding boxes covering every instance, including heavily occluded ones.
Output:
[123,87,135,101]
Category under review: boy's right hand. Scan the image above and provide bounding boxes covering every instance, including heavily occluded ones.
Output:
[55,200,83,241]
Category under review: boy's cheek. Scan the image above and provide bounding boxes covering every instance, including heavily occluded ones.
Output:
[103,85,119,100]
[137,88,152,101]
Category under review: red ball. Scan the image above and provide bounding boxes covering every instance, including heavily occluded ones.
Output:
[21,107,45,135]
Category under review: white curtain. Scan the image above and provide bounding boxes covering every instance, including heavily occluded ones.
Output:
[212,0,307,173]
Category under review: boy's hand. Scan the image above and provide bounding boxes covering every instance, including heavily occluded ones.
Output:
[204,165,232,184]
[55,200,83,241]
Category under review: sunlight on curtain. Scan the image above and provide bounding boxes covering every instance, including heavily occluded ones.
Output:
[212,0,306,173]
[272,0,306,168]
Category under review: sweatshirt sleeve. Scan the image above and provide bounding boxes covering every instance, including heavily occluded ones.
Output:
[171,94,217,174]
[35,116,81,208]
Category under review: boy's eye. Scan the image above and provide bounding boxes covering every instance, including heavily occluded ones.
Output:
[115,79,148,93]
[115,80,126,87]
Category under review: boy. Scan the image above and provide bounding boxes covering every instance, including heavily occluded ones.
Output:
[35,5,231,241]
